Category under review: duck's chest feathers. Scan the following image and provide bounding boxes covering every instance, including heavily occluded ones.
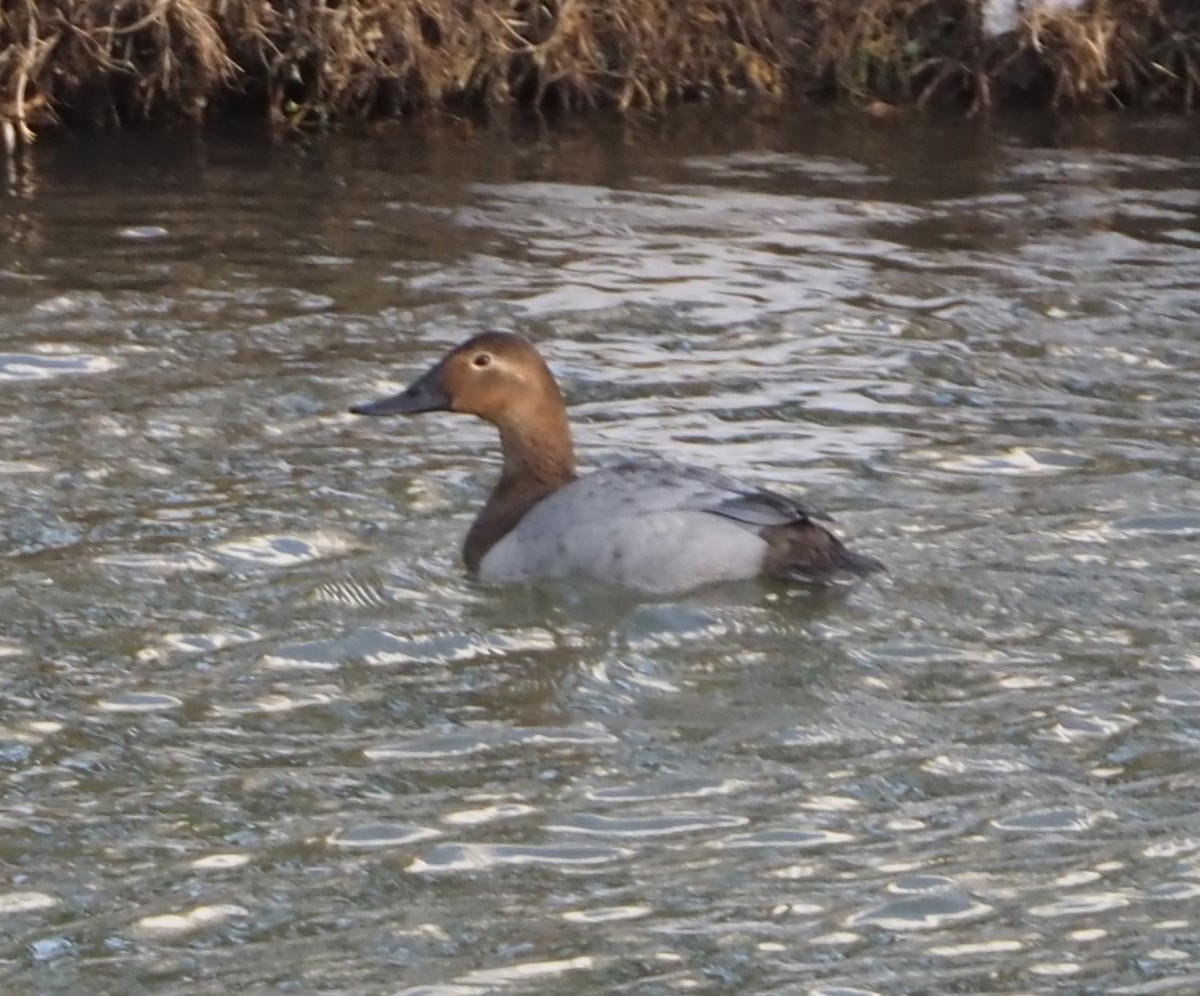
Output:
[463,462,574,575]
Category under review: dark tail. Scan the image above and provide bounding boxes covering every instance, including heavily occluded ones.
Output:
[762,520,885,584]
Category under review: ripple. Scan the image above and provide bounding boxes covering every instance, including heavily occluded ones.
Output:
[587,777,748,803]
[1057,870,1102,887]
[1144,838,1200,859]
[548,812,748,838]
[310,575,391,609]
[866,641,974,664]
[1069,927,1108,941]
[802,794,863,813]
[95,692,183,713]
[261,636,353,671]
[923,754,1030,776]
[1150,882,1200,901]
[1145,946,1191,963]
[0,892,58,915]
[447,178,915,325]
[161,627,261,655]
[685,150,879,184]
[1113,512,1200,535]
[809,931,862,947]
[993,807,1101,833]
[938,447,1081,475]
[4,509,82,556]
[0,740,31,764]
[1043,706,1137,742]
[186,286,335,312]
[118,225,169,239]
[31,292,107,315]
[96,550,221,573]
[1157,687,1200,708]
[887,874,960,894]
[996,672,1069,690]
[328,824,441,849]
[0,460,50,475]
[302,254,354,267]
[26,721,62,736]
[562,905,651,924]
[215,532,351,567]
[621,604,730,651]
[133,904,248,936]
[1028,893,1131,917]
[366,724,618,761]
[394,956,596,995]
[711,828,855,849]
[29,937,73,962]
[190,854,250,871]
[362,627,558,667]
[408,843,630,873]
[392,987,482,996]
[458,956,594,986]
[211,690,336,715]
[0,349,118,381]
[928,939,1025,957]
[848,890,993,931]
[441,803,535,827]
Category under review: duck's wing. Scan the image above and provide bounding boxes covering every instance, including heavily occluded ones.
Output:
[599,460,833,527]
[610,462,883,581]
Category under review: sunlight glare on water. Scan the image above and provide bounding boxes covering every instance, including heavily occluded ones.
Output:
[1,110,1200,992]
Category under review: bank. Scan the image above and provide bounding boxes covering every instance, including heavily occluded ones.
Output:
[3,0,1198,149]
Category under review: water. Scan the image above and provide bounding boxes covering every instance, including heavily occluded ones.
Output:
[2,109,1199,993]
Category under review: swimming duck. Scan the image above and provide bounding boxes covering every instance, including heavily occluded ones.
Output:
[350,332,883,595]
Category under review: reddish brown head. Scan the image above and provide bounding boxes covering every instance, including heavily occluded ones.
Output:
[350,332,565,432]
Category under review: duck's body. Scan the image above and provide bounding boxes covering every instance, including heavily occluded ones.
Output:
[477,460,872,594]
[351,332,882,595]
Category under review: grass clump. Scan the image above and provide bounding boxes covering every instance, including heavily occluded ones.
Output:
[1,0,789,142]
[2,0,1199,145]
[802,0,1200,113]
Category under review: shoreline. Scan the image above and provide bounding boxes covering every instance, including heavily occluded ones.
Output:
[3,0,1197,149]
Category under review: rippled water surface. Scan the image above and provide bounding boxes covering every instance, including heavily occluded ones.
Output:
[3,110,1200,993]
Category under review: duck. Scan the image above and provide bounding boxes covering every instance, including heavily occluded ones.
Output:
[350,332,883,595]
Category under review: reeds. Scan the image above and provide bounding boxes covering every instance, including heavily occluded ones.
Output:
[801,0,1200,113]
[2,0,1198,145]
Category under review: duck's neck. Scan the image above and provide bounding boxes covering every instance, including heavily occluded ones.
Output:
[463,411,577,574]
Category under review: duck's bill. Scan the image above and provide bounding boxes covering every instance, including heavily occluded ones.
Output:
[349,368,449,416]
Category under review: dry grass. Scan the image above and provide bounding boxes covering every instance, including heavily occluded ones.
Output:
[2,0,1198,145]
[977,0,1200,111]
[1,0,234,139]
[802,0,1200,113]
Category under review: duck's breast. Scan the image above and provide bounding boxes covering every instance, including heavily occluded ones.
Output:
[477,461,783,594]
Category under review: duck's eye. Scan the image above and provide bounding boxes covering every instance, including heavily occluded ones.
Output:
[472,353,492,368]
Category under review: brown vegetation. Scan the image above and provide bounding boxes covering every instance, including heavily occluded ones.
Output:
[803,0,1200,112]
[1,0,1198,145]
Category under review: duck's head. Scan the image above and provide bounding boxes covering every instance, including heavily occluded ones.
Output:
[350,332,563,426]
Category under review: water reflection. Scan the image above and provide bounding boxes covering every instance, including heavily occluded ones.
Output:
[1,109,1199,992]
